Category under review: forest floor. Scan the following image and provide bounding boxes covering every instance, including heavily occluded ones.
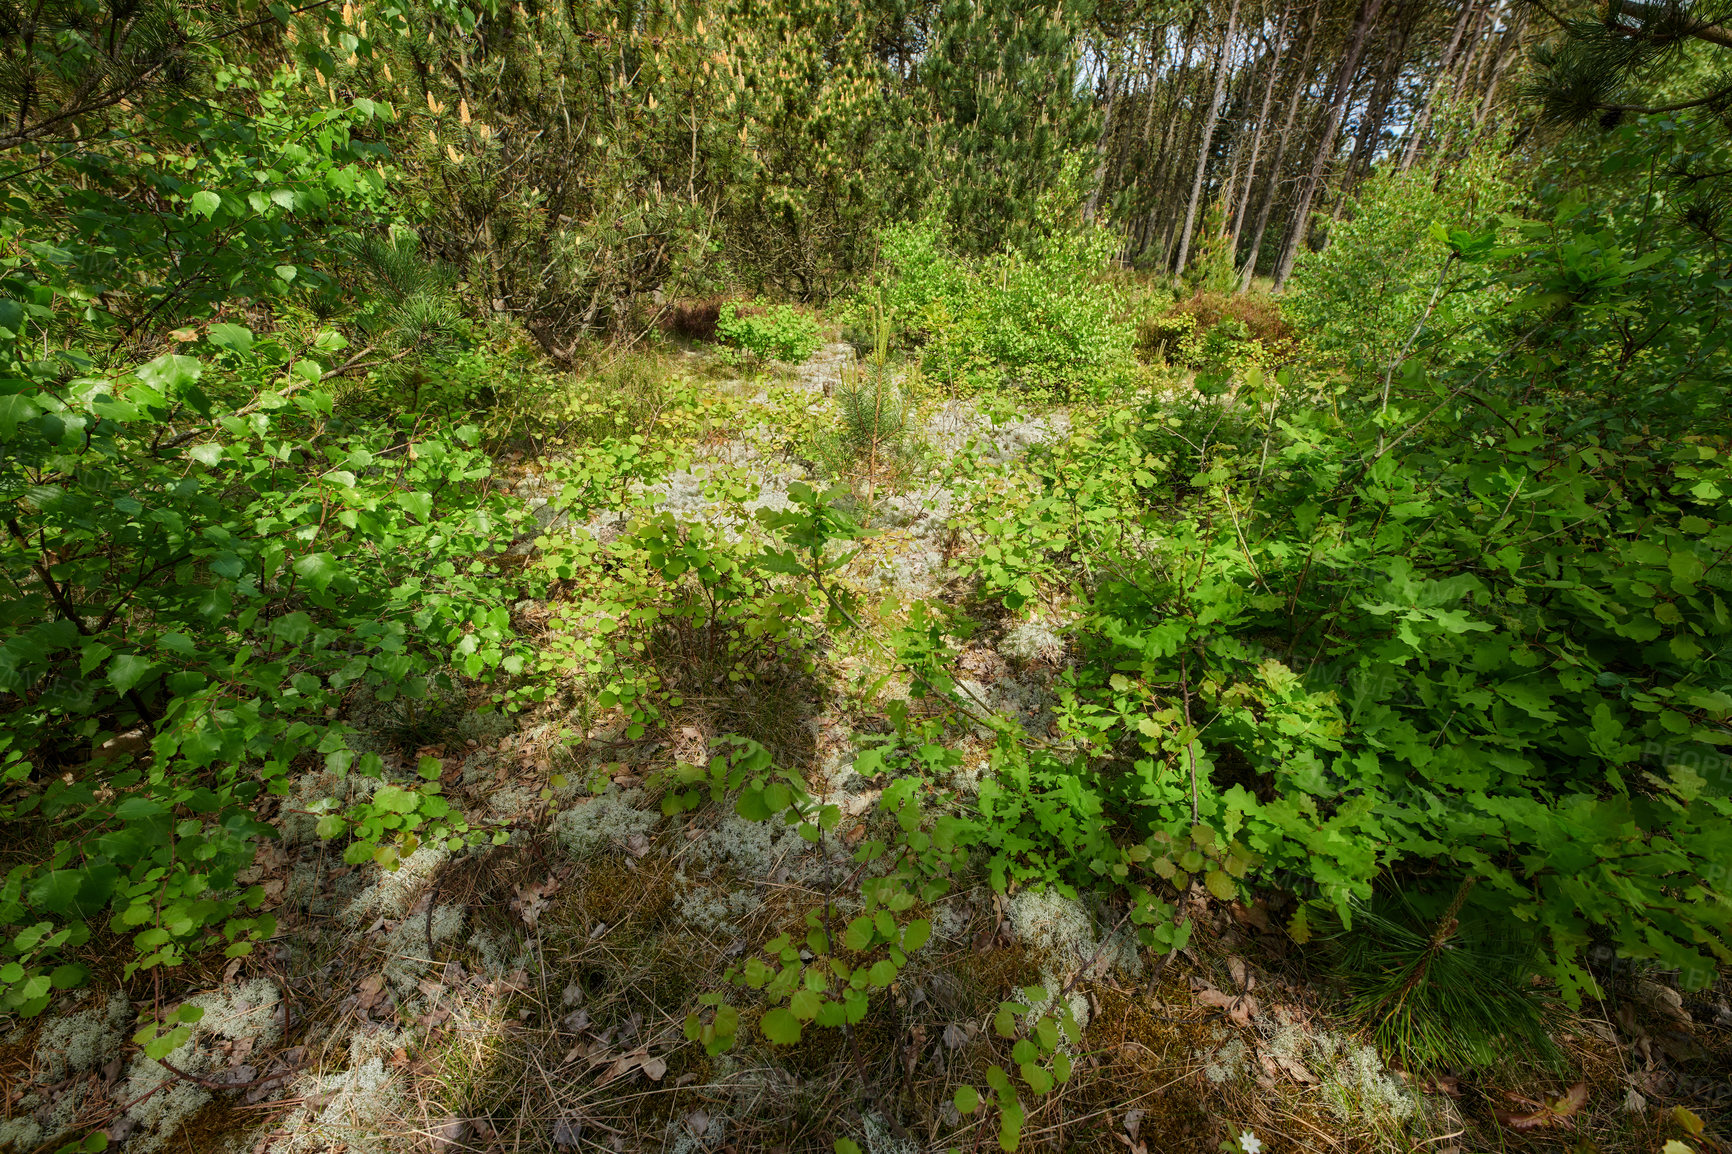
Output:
[4,335,1728,1154]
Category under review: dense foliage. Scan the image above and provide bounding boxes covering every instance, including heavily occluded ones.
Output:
[2,0,1731,1150]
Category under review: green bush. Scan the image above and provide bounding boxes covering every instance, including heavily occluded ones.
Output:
[715,301,822,363]
[0,310,532,1014]
[852,217,1135,395]
[955,134,1732,1007]
[1284,100,1517,388]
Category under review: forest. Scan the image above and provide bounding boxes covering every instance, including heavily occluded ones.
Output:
[0,0,1729,1150]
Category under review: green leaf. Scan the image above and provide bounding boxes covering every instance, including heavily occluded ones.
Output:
[134,354,201,394]
[954,1085,980,1114]
[0,393,40,436]
[29,871,83,914]
[1020,1062,1052,1094]
[144,1025,191,1060]
[997,1098,1023,1152]
[291,553,340,592]
[108,654,155,694]
[371,785,420,814]
[207,323,253,354]
[789,988,823,1021]
[843,917,874,951]
[190,190,221,218]
[901,918,931,952]
[835,1141,862,1154]
[759,1007,801,1045]
[275,264,298,282]
[735,789,773,822]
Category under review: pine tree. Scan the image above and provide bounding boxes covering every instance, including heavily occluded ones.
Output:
[914,0,1099,254]
[1182,198,1238,295]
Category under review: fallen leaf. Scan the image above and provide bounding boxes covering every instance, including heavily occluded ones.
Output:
[641,1056,667,1081]
[1230,900,1270,932]
[625,832,651,858]
[431,1116,467,1150]
[1496,1082,1589,1130]
[1122,1108,1144,1140]
[1227,956,1249,991]
[1189,978,1257,1026]
[1268,1051,1316,1084]
[357,974,386,1010]
[552,1116,584,1149]
[511,878,559,928]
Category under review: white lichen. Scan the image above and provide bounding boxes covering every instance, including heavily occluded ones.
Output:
[1202,1032,1250,1085]
[1266,1023,1418,1125]
[273,1027,414,1154]
[999,618,1066,665]
[342,843,449,925]
[34,990,130,1083]
[121,979,282,1154]
[862,1111,920,1154]
[687,813,809,881]
[674,881,762,939]
[381,904,467,995]
[552,788,659,860]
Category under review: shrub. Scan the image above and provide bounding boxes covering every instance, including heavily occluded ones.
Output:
[1173,291,1291,348]
[852,217,1135,395]
[1134,311,1195,363]
[715,301,821,363]
[1283,99,1517,389]
[664,298,724,344]
[1179,200,1238,297]
[0,314,532,1016]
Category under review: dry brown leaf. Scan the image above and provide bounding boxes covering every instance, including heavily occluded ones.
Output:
[1497,1082,1589,1130]
[1269,1051,1316,1084]
[1230,900,1271,932]
[1192,985,1235,1010]
[510,878,559,928]
[357,974,386,1010]
[1190,978,1257,1026]
[625,832,651,859]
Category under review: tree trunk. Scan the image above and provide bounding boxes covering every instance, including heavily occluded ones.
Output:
[1174,0,1242,279]
[1399,0,1478,172]
[1217,33,1259,233]
[1138,17,1196,264]
[1082,46,1121,223]
[1342,10,1411,198]
[1475,7,1526,125]
[1272,0,1387,292]
[1451,0,1493,92]
[1240,0,1320,292]
[1230,6,1293,250]
[1150,25,1210,267]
